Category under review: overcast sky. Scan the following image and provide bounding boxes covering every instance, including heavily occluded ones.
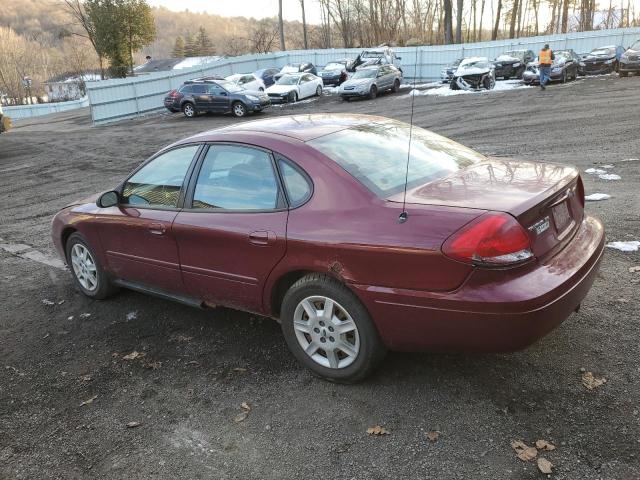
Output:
[147,0,324,23]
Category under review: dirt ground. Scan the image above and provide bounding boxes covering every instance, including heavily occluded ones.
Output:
[1,75,639,480]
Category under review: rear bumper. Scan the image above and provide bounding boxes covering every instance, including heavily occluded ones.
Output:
[619,62,640,72]
[352,215,605,352]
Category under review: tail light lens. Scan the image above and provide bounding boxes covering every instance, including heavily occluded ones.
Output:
[443,212,533,267]
[167,89,181,98]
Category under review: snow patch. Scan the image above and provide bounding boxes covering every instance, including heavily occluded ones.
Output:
[598,173,621,180]
[606,241,640,252]
[601,164,614,169]
[126,311,138,321]
[585,193,611,201]
[585,168,606,174]
[405,80,530,97]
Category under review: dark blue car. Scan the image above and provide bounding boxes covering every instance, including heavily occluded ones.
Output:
[254,68,281,87]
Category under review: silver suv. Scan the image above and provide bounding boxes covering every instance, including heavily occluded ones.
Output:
[339,65,403,100]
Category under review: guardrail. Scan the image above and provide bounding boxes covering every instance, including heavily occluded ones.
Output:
[4,97,90,121]
[86,27,640,124]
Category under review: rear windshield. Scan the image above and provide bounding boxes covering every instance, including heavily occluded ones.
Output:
[308,120,485,198]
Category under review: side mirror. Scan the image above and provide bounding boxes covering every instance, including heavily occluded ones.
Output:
[397,56,402,60]
[97,191,119,208]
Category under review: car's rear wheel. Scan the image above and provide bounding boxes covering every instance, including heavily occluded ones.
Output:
[561,70,567,83]
[232,102,247,117]
[315,85,322,96]
[392,79,400,93]
[368,85,377,99]
[66,232,117,300]
[182,102,196,118]
[280,273,386,383]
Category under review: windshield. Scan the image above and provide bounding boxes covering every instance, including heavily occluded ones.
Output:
[324,63,344,70]
[276,75,299,85]
[352,69,377,79]
[591,48,613,56]
[460,60,489,69]
[504,51,525,60]
[361,51,384,58]
[308,120,485,198]
[281,65,299,73]
[630,40,640,50]
[218,81,242,93]
[555,51,571,60]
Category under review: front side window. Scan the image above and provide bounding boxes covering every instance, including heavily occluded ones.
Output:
[308,119,485,198]
[123,145,199,207]
[192,145,280,210]
[208,84,225,95]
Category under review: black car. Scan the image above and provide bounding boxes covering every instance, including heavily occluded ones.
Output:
[318,59,353,86]
[618,40,640,77]
[273,62,317,81]
[492,50,535,79]
[254,68,280,87]
[522,49,580,85]
[440,58,462,83]
[578,45,624,75]
[164,79,271,118]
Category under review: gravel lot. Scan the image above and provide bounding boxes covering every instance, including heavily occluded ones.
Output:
[1,75,639,480]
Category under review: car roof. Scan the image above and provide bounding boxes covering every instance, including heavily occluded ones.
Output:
[183,114,395,142]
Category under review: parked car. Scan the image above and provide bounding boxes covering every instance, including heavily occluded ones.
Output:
[318,60,353,86]
[225,73,266,92]
[51,114,605,382]
[450,57,496,90]
[351,46,402,72]
[522,49,580,85]
[164,79,270,118]
[491,50,535,79]
[619,39,640,77]
[578,45,624,75]
[339,65,402,100]
[254,68,281,87]
[265,73,323,103]
[273,62,317,81]
[440,58,463,83]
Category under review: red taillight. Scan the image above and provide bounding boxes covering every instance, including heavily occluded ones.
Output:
[167,89,180,98]
[443,213,533,266]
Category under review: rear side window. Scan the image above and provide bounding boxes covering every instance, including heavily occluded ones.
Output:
[192,145,280,210]
[179,85,193,93]
[123,145,199,207]
[192,85,208,94]
[278,159,312,207]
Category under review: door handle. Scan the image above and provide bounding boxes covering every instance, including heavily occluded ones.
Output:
[248,230,275,246]
[148,223,166,235]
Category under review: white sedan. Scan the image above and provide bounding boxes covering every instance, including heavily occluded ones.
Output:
[225,73,266,92]
[265,73,323,103]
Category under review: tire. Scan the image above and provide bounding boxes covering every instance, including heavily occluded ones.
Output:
[65,232,117,300]
[182,102,196,118]
[562,70,567,83]
[450,79,459,90]
[392,79,400,93]
[259,87,264,91]
[504,75,510,80]
[368,85,377,99]
[232,101,247,117]
[289,91,298,103]
[316,85,322,96]
[280,273,386,383]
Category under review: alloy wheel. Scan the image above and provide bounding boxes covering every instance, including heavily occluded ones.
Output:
[233,103,246,117]
[292,295,360,369]
[183,103,195,117]
[71,243,98,291]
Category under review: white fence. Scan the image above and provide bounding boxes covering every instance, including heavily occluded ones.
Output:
[85,26,640,124]
[4,97,90,121]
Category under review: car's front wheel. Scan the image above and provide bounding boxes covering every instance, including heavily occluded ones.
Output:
[232,101,247,117]
[316,85,322,96]
[66,232,117,300]
[368,85,378,99]
[289,91,298,103]
[392,79,400,93]
[280,273,386,383]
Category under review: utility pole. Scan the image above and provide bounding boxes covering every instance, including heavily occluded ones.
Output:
[278,0,286,51]
[300,0,309,50]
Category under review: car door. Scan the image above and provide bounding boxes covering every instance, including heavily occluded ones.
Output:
[208,83,230,112]
[302,74,316,98]
[172,144,288,312]
[95,144,202,293]
[191,84,213,110]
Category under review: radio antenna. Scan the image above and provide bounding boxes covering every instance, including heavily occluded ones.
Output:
[398,47,419,224]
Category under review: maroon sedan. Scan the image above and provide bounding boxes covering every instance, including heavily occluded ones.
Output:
[51,114,604,382]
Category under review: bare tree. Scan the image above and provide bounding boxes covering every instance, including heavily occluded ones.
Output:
[493,0,503,39]
[62,0,105,79]
[300,0,309,49]
[456,0,464,43]
[444,0,454,43]
[278,0,285,50]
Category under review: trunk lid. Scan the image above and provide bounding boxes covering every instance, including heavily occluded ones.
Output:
[389,158,585,259]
